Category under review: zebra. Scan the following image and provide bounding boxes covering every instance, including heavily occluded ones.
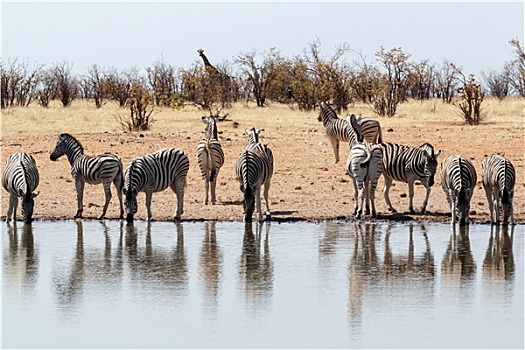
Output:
[346,142,383,219]
[440,155,477,225]
[2,152,40,223]
[317,101,382,163]
[379,142,441,214]
[481,155,515,225]
[197,116,225,205]
[123,148,190,223]
[50,133,124,220]
[235,128,274,223]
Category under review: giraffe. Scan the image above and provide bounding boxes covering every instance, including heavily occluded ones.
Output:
[197,49,220,76]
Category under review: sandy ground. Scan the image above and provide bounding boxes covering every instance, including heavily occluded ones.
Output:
[1,106,524,225]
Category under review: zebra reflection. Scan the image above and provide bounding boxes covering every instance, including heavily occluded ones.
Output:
[199,221,223,316]
[483,225,515,280]
[238,222,273,310]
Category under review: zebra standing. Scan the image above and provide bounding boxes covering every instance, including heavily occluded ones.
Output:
[197,116,225,205]
[380,142,441,214]
[346,142,383,219]
[317,101,382,163]
[235,128,274,222]
[123,148,190,223]
[50,133,124,220]
[481,155,515,225]
[2,152,40,223]
[441,155,477,225]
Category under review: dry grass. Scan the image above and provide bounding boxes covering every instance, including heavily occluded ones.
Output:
[1,97,524,223]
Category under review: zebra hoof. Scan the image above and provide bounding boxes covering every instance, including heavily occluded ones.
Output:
[388,208,397,213]
[365,209,371,215]
[372,211,377,218]
[265,213,272,221]
[409,208,416,214]
[173,216,181,222]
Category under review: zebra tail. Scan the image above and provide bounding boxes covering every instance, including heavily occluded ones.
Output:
[206,142,217,183]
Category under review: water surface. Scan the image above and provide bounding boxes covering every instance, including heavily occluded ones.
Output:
[2,220,523,348]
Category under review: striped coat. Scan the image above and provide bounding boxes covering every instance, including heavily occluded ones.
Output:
[481,155,515,225]
[50,133,124,219]
[2,152,40,223]
[123,148,190,222]
[197,116,225,205]
[379,142,441,214]
[317,102,382,163]
[441,155,477,225]
[235,128,274,222]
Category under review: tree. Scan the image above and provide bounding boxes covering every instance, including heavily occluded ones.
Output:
[508,38,525,97]
[435,59,459,103]
[482,68,510,100]
[146,55,181,107]
[115,84,155,131]
[406,60,436,100]
[51,61,78,107]
[454,69,484,125]
[235,48,283,107]
[82,64,109,108]
[0,58,42,108]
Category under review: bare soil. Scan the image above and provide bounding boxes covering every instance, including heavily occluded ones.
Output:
[1,104,524,224]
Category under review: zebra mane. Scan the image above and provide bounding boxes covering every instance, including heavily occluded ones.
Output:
[320,101,338,119]
[60,133,84,152]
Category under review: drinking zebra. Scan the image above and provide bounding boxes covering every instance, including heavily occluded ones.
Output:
[50,133,124,220]
[235,128,274,222]
[380,142,441,214]
[197,116,225,205]
[440,155,477,225]
[317,101,382,163]
[481,154,515,225]
[2,152,40,223]
[123,148,190,223]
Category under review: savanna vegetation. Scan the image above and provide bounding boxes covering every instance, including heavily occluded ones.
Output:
[2,38,524,131]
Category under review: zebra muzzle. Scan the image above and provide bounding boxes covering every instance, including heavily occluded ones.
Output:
[126,213,134,223]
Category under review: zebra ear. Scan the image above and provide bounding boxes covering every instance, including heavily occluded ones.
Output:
[201,116,208,124]
[31,191,40,199]
[355,114,363,123]
[245,128,251,136]
[255,128,261,136]
[434,149,442,159]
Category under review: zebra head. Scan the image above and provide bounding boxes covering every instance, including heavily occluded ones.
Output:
[242,185,256,223]
[202,116,219,139]
[420,143,441,187]
[123,162,138,223]
[457,187,472,226]
[501,188,514,224]
[317,101,336,123]
[50,133,83,161]
[245,128,261,145]
[345,114,364,144]
[21,191,39,224]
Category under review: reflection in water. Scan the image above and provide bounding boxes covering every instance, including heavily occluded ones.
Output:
[53,221,124,319]
[4,222,39,297]
[483,225,515,280]
[441,225,476,279]
[125,222,188,301]
[384,223,435,278]
[238,222,273,311]
[199,221,223,316]
[348,223,381,327]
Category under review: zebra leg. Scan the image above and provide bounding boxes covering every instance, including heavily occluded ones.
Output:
[330,138,340,164]
[263,180,271,220]
[210,170,219,205]
[6,193,18,222]
[114,177,124,220]
[407,181,416,214]
[383,176,397,213]
[145,192,153,221]
[356,180,365,219]
[98,181,113,220]
[204,177,210,205]
[171,180,185,220]
[450,192,457,225]
[255,185,264,222]
[74,179,85,218]
[351,177,359,216]
[494,196,501,224]
[369,178,379,218]
[420,184,432,214]
[364,179,371,215]
[484,186,496,224]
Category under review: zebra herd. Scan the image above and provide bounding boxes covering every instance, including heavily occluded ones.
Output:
[317,102,516,226]
[1,102,517,226]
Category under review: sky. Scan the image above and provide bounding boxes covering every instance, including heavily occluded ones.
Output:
[2,1,524,76]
